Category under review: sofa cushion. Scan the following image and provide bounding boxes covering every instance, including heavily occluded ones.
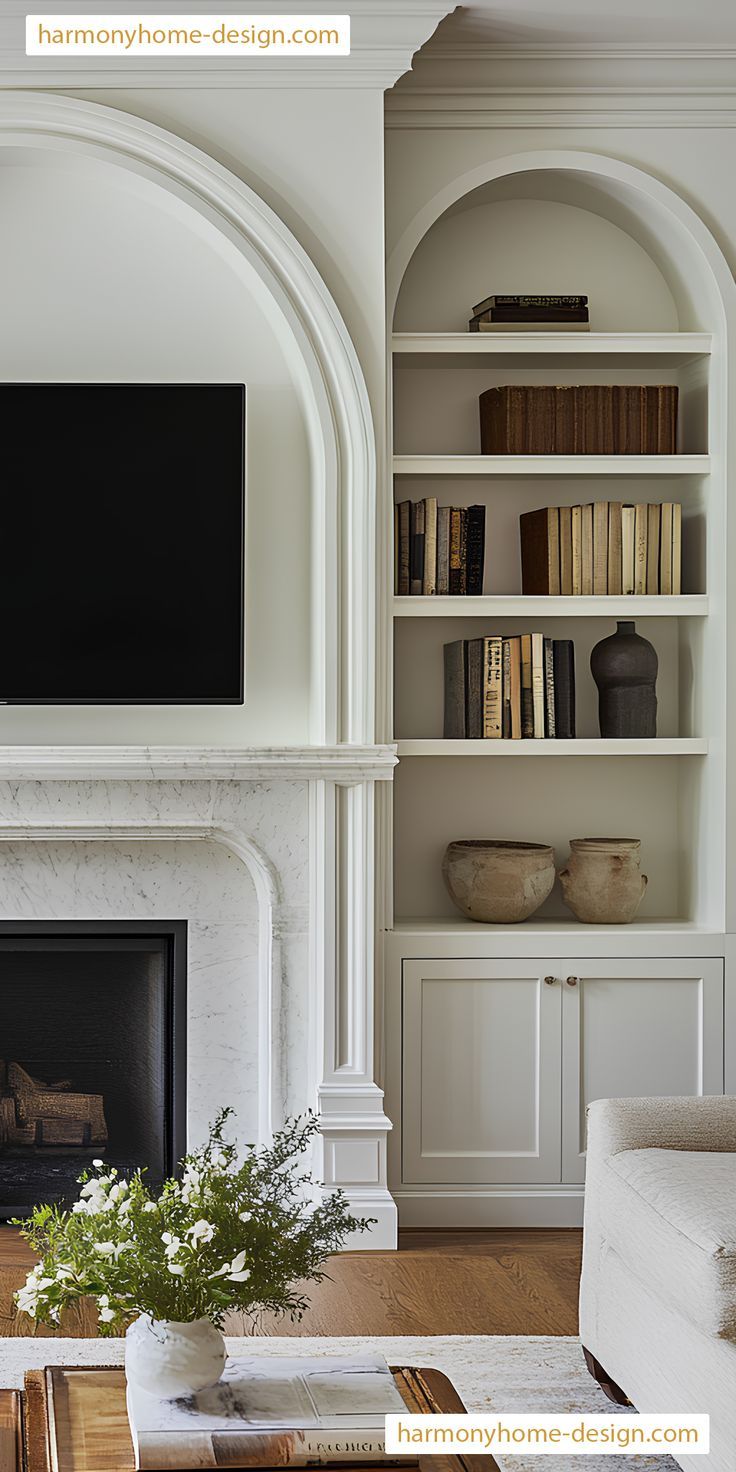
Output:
[601,1147,736,1341]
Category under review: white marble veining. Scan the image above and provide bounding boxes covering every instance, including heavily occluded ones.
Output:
[0,780,310,1148]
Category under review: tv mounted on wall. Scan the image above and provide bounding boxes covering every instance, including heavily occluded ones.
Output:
[0,384,245,704]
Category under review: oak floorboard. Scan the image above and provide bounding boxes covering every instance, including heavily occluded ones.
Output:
[0,1226,582,1339]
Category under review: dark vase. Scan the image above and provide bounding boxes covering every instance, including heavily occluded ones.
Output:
[590,621,658,738]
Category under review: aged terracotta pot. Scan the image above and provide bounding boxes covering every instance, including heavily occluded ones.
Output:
[558,837,647,924]
[442,840,555,924]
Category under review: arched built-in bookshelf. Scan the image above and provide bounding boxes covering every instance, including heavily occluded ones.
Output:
[382,152,734,1226]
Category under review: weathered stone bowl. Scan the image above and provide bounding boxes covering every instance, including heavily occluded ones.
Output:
[442,839,556,924]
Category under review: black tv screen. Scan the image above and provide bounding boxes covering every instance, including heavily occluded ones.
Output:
[0,384,245,703]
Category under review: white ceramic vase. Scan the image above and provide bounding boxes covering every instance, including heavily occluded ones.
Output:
[125,1314,226,1399]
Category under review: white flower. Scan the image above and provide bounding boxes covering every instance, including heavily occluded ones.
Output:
[238,1211,252,1224]
[167,1263,185,1276]
[92,1159,104,1168]
[217,1153,229,1168]
[211,1249,250,1283]
[94,1241,116,1257]
[55,1266,75,1282]
[109,1182,127,1203]
[97,1294,116,1323]
[161,1232,182,1259]
[186,1219,214,1246]
[143,1202,157,1213]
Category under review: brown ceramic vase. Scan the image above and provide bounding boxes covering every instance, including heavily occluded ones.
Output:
[442,840,555,924]
[558,837,647,924]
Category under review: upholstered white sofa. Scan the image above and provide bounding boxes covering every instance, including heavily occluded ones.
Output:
[580,1096,736,1472]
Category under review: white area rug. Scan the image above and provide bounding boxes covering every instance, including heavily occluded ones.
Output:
[0,1334,675,1471]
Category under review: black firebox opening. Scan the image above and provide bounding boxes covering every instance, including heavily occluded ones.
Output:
[0,921,186,1219]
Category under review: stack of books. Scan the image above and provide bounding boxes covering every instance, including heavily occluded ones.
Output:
[479,384,678,455]
[395,499,485,596]
[469,294,589,332]
[444,635,575,740]
[520,502,682,596]
[125,1355,409,1468]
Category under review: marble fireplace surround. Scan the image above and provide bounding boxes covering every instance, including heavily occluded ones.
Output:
[0,745,397,1244]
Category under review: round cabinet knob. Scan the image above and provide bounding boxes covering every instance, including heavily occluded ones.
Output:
[566,975,578,987]
[544,975,556,986]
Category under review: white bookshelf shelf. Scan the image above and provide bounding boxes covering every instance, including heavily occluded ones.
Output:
[393,454,710,477]
[392,595,708,619]
[396,738,708,757]
[391,331,713,368]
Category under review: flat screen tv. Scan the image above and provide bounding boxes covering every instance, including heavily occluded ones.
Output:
[0,384,245,703]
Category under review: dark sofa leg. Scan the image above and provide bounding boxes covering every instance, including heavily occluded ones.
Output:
[582,1346,632,1406]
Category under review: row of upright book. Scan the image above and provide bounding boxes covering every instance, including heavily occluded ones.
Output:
[444,635,576,740]
[395,499,485,596]
[520,501,682,597]
[479,384,678,456]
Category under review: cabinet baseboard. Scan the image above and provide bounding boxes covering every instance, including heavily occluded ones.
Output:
[392,1186,585,1228]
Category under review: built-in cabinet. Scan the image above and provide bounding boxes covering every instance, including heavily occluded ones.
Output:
[387,949,725,1222]
[381,154,733,1229]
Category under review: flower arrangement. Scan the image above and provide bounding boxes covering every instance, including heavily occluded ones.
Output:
[14,1110,369,1334]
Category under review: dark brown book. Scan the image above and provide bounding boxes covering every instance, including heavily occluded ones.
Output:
[465,504,486,595]
[647,503,661,593]
[519,506,560,595]
[559,505,573,595]
[473,308,589,323]
[443,640,466,739]
[410,500,424,597]
[520,633,534,739]
[473,294,588,313]
[553,640,576,738]
[480,384,678,455]
[396,501,410,596]
[449,508,463,595]
[466,638,484,739]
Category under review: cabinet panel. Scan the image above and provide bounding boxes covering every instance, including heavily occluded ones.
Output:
[562,957,724,1182]
[401,960,562,1184]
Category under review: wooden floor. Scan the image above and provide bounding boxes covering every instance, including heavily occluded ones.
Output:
[0,1227,582,1338]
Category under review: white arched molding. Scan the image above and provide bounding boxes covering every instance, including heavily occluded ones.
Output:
[0,95,397,1244]
[0,91,375,747]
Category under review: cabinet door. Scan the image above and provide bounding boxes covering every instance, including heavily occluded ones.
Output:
[402,960,562,1185]
[562,957,724,1183]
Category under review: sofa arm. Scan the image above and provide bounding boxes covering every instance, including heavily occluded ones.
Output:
[586,1095,736,1160]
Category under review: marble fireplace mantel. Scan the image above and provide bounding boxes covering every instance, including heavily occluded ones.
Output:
[0,744,399,1246]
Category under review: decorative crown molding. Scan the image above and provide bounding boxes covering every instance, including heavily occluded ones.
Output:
[0,1,451,88]
[387,40,736,126]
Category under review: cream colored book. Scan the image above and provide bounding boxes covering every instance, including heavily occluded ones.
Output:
[634,503,648,596]
[581,503,594,596]
[482,636,503,738]
[571,505,583,596]
[531,632,545,738]
[607,502,623,596]
[672,502,682,595]
[621,505,636,596]
[593,501,608,596]
[559,505,573,596]
[660,502,674,595]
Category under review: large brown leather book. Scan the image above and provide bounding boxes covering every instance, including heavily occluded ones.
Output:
[479,385,678,454]
[519,506,561,594]
[21,1367,500,1472]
